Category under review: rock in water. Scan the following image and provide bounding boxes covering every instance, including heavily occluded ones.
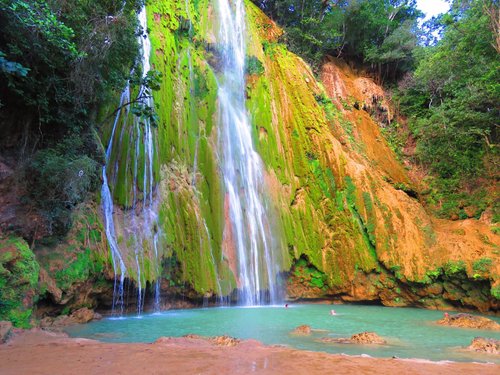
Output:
[467,337,499,354]
[290,325,312,335]
[0,321,13,343]
[350,332,386,344]
[437,313,500,330]
[320,331,386,345]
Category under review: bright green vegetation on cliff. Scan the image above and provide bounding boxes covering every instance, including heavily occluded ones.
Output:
[0,237,39,328]
[254,0,499,222]
[143,0,231,295]
[245,2,379,289]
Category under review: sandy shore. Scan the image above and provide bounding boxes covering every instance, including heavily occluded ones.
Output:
[0,329,498,375]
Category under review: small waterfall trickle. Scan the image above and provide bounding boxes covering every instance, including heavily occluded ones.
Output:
[101,5,163,315]
[216,0,283,305]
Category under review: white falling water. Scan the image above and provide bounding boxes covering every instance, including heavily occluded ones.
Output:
[216,0,281,305]
[101,86,129,314]
[101,6,162,315]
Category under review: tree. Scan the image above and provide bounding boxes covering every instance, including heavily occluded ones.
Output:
[397,0,499,216]
[0,0,143,236]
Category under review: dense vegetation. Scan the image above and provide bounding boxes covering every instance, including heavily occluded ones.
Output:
[396,1,499,219]
[253,0,422,81]
[0,0,143,235]
[255,0,499,219]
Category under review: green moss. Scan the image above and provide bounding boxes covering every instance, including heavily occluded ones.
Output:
[472,258,492,274]
[491,285,500,300]
[443,261,466,277]
[0,237,40,328]
[54,248,103,290]
[246,55,264,75]
[292,257,327,289]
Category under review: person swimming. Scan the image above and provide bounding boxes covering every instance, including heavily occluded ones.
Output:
[330,309,336,315]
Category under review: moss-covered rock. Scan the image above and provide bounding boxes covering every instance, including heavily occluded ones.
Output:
[0,237,39,328]
[89,0,499,312]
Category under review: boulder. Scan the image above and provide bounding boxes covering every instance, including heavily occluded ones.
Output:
[0,321,13,343]
[70,308,95,324]
[39,308,99,330]
[467,337,499,354]
[350,332,386,344]
[437,313,500,330]
[320,331,386,345]
[290,325,312,335]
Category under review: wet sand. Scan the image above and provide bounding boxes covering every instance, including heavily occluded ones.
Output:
[0,329,498,375]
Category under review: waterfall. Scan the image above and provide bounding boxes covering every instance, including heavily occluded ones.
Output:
[102,86,129,314]
[101,5,163,315]
[216,0,282,305]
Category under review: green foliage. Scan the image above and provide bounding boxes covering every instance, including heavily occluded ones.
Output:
[254,0,422,78]
[472,258,492,274]
[443,260,466,277]
[26,146,99,235]
[246,55,265,75]
[253,0,344,67]
[492,285,500,300]
[380,121,407,160]
[396,0,499,218]
[0,0,143,237]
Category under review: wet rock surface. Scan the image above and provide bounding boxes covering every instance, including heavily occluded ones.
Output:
[467,337,499,355]
[290,325,312,335]
[437,313,500,330]
[320,331,386,345]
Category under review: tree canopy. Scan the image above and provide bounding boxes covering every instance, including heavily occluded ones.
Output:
[0,0,143,234]
[253,0,422,80]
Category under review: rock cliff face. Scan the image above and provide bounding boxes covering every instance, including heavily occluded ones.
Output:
[0,0,498,325]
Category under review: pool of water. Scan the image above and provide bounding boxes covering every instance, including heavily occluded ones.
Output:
[66,304,500,363]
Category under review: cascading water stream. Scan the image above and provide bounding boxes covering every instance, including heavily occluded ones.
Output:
[101,86,129,314]
[216,0,282,305]
[101,6,163,315]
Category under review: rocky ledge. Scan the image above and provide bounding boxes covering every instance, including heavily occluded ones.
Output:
[290,325,312,335]
[437,313,500,330]
[320,331,386,345]
[467,337,499,355]
[39,308,102,331]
